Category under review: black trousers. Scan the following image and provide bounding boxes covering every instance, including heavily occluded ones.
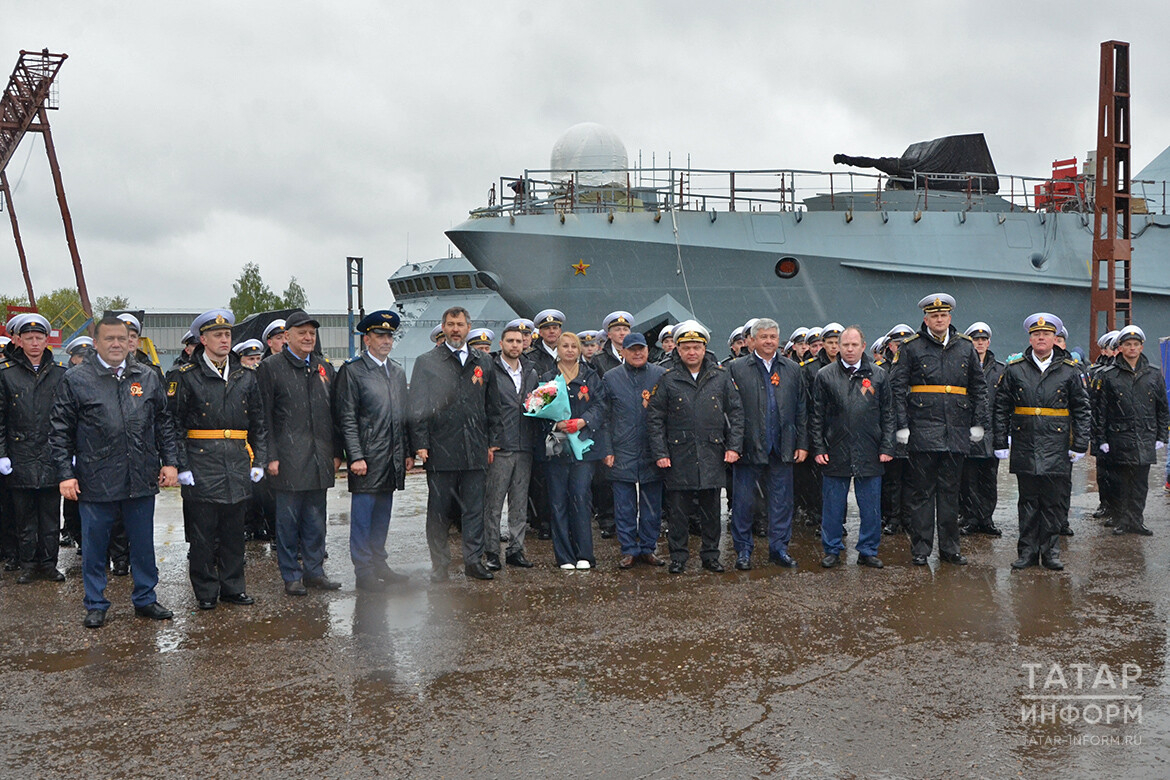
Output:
[666,488,720,564]
[881,457,908,527]
[906,452,964,557]
[1115,464,1151,531]
[0,477,16,561]
[186,500,247,601]
[425,469,487,570]
[63,497,81,547]
[247,479,276,538]
[527,460,550,536]
[1097,458,1121,515]
[592,470,614,532]
[12,488,61,571]
[109,508,129,568]
[960,457,999,527]
[1016,473,1067,561]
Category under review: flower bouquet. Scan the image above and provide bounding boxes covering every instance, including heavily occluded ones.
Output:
[523,375,593,459]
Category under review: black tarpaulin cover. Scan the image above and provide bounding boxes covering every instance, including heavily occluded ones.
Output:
[833,133,999,194]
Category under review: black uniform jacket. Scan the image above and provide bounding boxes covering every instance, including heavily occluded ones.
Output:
[489,353,540,454]
[257,348,341,491]
[0,347,68,489]
[970,350,1006,459]
[49,352,179,502]
[993,347,1091,476]
[408,344,501,472]
[170,351,270,504]
[1090,353,1170,466]
[333,352,411,493]
[646,352,745,491]
[810,353,896,478]
[591,343,623,377]
[889,324,990,453]
[728,351,808,465]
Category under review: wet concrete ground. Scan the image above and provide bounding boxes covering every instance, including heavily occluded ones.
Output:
[1,460,1168,778]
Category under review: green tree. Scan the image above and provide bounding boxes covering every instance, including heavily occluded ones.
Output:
[1,292,30,320]
[95,294,131,313]
[281,276,309,310]
[230,262,282,319]
[35,287,86,331]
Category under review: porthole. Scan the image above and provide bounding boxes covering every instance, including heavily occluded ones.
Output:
[775,256,800,279]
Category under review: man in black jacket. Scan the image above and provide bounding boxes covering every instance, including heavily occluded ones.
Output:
[810,326,895,568]
[0,314,68,583]
[334,310,413,591]
[727,318,808,570]
[410,306,502,582]
[890,294,989,566]
[170,309,269,609]
[1091,325,1170,537]
[257,310,343,596]
[994,314,1091,569]
[959,322,1007,537]
[647,321,744,574]
[49,314,180,628]
[525,310,563,540]
[484,324,539,570]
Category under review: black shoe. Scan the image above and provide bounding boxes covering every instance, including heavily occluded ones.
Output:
[112,562,130,577]
[821,554,840,569]
[882,524,900,536]
[537,529,552,540]
[959,524,974,536]
[134,602,174,620]
[752,526,768,538]
[197,599,217,610]
[980,523,1003,538]
[939,552,968,565]
[769,552,797,568]
[912,555,928,566]
[243,530,255,541]
[356,575,387,592]
[376,565,409,584]
[857,555,884,569]
[1059,525,1074,537]
[60,534,75,548]
[83,609,106,629]
[253,530,272,542]
[483,554,502,571]
[3,559,19,572]
[1112,526,1129,535]
[16,569,36,584]
[304,576,342,590]
[735,556,752,571]
[1011,556,1038,570]
[1041,555,1064,570]
[506,552,534,568]
[701,559,725,573]
[1102,517,1116,527]
[42,568,66,582]
[465,562,494,580]
[600,527,616,539]
[284,579,308,596]
[1132,524,1154,536]
[668,560,685,574]
[220,592,255,605]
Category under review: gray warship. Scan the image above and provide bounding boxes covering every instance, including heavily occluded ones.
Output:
[442,123,1170,356]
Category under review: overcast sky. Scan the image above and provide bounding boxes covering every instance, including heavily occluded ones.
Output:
[2,1,1169,312]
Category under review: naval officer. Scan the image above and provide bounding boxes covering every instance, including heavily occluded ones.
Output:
[592,310,634,376]
[959,322,1006,537]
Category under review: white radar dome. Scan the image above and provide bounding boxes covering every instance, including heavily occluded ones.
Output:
[549,122,628,187]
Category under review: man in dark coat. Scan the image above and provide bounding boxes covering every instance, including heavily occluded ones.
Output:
[959,322,1007,537]
[1091,325,1170,537]
[257,309,343,595]
[525,310,563,540]
[890,294,990,566]
[810,326,896,568]
[994,314,1091,570]
[647,321,744,574]
[484,323,539,570]
[334,310,412,591]
[603,332,667,569]
[49,314,180,628]
[727,317,808,570]
[1089,330,1121,524]
[588,310,633,540]
[0,314,68,583]
[880,323,916,536]
[170,309,269,609]
[409,306,502,581]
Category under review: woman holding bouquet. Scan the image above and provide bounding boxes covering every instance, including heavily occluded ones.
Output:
[540,332,608,570]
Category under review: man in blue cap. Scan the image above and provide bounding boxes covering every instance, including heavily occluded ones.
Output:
[0,314,69,583]
[994,313,1091,569]
[334,310,412,590]
[169,309,269,608]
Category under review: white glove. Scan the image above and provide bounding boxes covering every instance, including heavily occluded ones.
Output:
[1069,450,1085,463]
[177,470,195,486]
[0,457,11,475]
[1157,441,1165,451]
[994,449,1010,460]
[250,467,264,483]
[969,426,984,444]
[895,428,910,445]
[1099,443,1110,454]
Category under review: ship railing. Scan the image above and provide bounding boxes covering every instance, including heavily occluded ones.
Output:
[469,168,1161,218]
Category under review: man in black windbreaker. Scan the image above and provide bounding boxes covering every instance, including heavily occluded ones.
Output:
[170,309,269,609]
[0,314,68,583]
[647,320,744,574]
[257,309,343,596]
[810,326,895,569]
[959,322,1007,537]
[1091,325,1170,537]
[889,294,989,566]
[994,314,1091,570]
[333,310,413,591]
[410,306,502,582]
[50,314,180,628]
